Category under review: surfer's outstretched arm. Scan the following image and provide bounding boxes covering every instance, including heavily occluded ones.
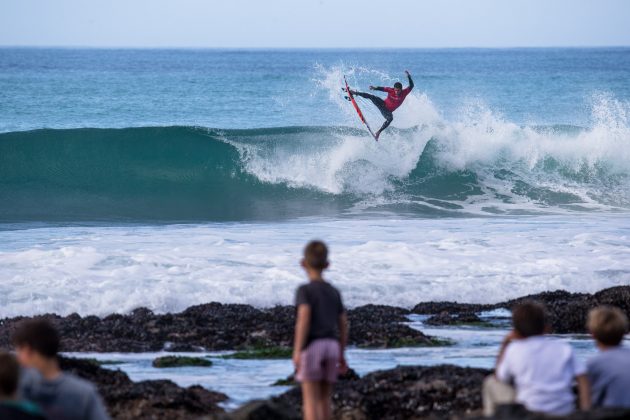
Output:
[405,70,414,90]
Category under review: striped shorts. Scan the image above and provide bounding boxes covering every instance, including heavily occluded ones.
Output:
[296,338,341,383]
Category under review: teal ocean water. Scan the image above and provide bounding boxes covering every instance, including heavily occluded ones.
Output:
[0,48,629,316]
[1,48,630,221]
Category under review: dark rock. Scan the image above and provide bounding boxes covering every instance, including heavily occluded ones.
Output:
[221,399,300,420]
[0,303,429,352]
[425,311,485,326]
[273,368,360,387]
[347,305,435,348]
[268,365,490,420]
[2,286,628,354]
[469,403,630,419]
[413,286,630,334]
[152,355,213,368]
[412,301,495,315]
[59,357,226,420]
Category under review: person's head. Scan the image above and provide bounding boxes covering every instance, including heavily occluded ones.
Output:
[512,301,549,338]
[393,82,403,93]
[587,306,628,347]
[0,352,20,400]
[12,319,60,368]
[301,240,329,275]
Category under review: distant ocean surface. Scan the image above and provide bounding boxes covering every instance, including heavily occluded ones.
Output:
[1,48,629,317]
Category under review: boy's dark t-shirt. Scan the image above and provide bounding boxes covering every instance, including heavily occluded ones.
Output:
[295,280,345,348]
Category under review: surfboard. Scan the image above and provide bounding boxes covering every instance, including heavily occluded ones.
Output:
[343,76,378,141]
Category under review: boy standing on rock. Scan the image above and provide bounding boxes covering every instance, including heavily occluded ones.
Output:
[293,240,349,420]
[586,306,630,409]
[483,301,591,416]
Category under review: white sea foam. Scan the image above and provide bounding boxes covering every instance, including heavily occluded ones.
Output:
[1,215,629,317]
[222,67,630,214]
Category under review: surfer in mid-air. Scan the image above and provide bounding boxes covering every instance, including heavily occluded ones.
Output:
[349,70,414,139]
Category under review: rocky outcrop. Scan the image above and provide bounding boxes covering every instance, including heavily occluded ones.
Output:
[226,364,490,420]
[413,286,630,334]
[412,301,495,315]
[0,303,429,352]
[59,357,226,420]
[2,286,628,354]
[425,311,486,326]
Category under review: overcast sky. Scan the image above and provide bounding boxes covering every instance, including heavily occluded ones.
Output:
[2,0,630,48]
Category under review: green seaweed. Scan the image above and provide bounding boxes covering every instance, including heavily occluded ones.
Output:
[221,346,293,360]
[82,358,124,366]
[272,377,296,386]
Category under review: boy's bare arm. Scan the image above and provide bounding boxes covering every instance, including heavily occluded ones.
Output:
[292,304,311,370]
[576,374,591,410]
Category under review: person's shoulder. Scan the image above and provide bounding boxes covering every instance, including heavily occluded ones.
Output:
[296,282,314,295]
[323,280,342,294]
[590,346,630,366]
[59,372,99,395]
[587,350,608,369]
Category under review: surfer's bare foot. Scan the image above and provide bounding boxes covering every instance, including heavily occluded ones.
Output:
[375,131,381,140]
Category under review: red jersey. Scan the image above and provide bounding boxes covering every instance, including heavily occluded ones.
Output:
[383,87,412,112]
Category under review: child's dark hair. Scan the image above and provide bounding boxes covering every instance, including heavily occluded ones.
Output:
[0,352,20,397]
[512,301,548,338]
[304,240,329,270]
[12,319,60,358]
[588,306,628,346]
[394,82,403,89]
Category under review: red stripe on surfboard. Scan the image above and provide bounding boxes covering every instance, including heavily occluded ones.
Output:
[345,78,367,123]
[344,76,378,141]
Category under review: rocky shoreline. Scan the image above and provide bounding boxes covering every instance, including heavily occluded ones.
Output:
[57,358,630,420]
[2,286,628,353]
[1,285,629,419]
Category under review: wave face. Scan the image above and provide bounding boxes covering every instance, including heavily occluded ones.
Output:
[1,94,629,222]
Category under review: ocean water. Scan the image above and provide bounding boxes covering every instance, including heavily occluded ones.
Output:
[1,48,630,317]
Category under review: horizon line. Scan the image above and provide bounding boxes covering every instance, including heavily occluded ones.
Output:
[1,44,630,50]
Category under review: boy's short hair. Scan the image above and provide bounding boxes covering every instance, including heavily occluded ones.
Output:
[12,319,60,358]
[587,306,629,346]
[304,240,329,270]
[394,82,403,89]
[0,352,20,397]
[512,301,548,338]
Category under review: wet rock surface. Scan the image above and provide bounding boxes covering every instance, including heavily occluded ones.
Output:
[425,311,486,326]
[414,286,630,334]
[59,357,226,420]
[0,303,427,352]
[230,365,490,420]
[412,301,495,315]
[471,404,630,420]
[1,286,629,353]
